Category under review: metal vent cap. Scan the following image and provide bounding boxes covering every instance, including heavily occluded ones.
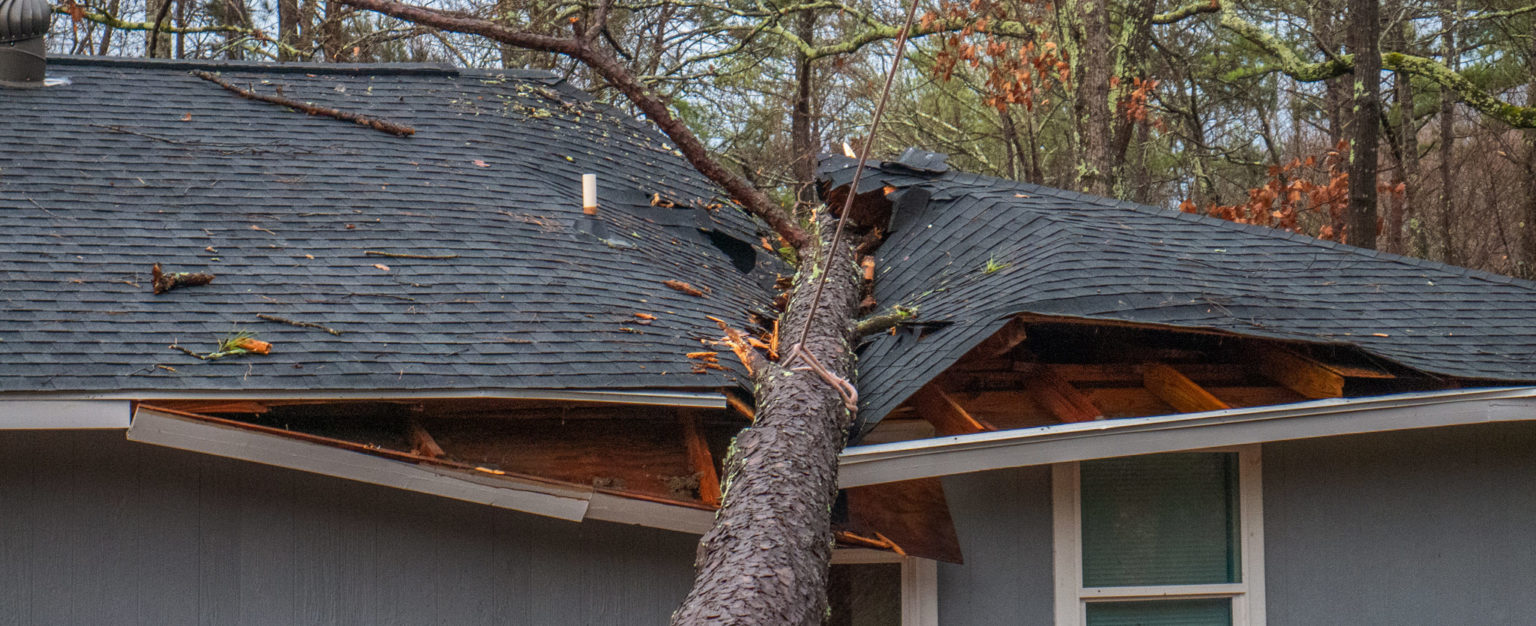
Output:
[0,0,49,44]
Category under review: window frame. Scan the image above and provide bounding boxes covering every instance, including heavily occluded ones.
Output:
[1052,446,1266,626]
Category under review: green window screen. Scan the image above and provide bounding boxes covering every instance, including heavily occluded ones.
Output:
[1080,452,1239,587]
[1085,598,1232,626]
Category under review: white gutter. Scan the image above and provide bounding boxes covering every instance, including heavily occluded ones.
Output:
[127,407,714,533]
[0,400,131,429]
[1,388,726,408]
[838,386,1536,488]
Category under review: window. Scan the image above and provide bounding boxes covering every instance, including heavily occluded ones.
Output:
[1053,447,1265,626]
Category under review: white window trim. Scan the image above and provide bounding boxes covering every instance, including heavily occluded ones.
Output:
[1052,446,1265,626]
[901,557,939,626]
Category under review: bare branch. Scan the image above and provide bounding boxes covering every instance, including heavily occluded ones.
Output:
[340,0,812,250]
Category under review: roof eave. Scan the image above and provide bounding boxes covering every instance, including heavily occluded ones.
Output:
[837,386,1536,488]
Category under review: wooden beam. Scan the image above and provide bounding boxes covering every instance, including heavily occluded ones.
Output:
[844,478,964,563]
[910,384,993,436]
[680,411,722,506]
[1022,365,1103,423]
[969,317,1029,358]
[1253,347,1345,399]
[1143,363,1232,413]
[724,392,756,422]
[406,415,446,459]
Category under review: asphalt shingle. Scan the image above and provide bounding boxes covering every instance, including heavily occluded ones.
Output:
[820,151,1536,433]
[0,56,779,394]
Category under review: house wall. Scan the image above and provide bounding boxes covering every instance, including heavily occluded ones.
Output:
[934,421,1536,625]
[936,466,1055,624]
[0,430,697,626]
[1263,421,1536,625]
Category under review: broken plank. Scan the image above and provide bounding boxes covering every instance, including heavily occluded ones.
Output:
[406,416,446,459]
[1022,364,1103,423]
[968,316,1029,359]
[1253,347,1344,399]
[1143,363,1232,413]
[680,411,722,506]
[910,383,993,436]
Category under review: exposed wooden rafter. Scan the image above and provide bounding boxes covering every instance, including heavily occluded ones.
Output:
[970,316,1030,358]
[406,414,446,458]
[910,383,994,435]
[681,411,722,506]
[1142,363,1232,413]
[1021,364,1103,423]
[1253,347,1345,399]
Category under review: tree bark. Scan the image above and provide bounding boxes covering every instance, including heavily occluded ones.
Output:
[1073,0,1114,196]
[789,10,819,213]
[146,0,174,57]
[1384,0,1419,256]
[1346,0,1381,248]
[278,0,302,60]
[1522,32,1536,278]
[1438,2,1458,265]
[672,224,861,624]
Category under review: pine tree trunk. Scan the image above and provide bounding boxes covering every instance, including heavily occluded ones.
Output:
[672,223,862,625]
[278,0,302,60]
[789,11,819,213]
[1385,0,1419,256]
[1074,0,1113,196]
[1438,2,1458,265]
[1346,0,1381,248]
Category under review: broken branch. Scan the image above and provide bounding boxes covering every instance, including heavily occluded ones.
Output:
[190,70,417,137]
[854,305,917,337]
[364,250,459,259]
[256,313,343,336]
[151,263,215,295]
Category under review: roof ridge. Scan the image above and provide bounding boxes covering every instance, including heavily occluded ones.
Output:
[911,165,1536,291]
[49,54,466,77]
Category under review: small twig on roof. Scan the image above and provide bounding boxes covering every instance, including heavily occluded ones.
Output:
[152,263,215,295]
[190,70,416,137]
[256,313,343,336]
[364,250,459,260]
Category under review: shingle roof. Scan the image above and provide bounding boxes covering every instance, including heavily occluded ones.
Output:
[0,56,779,394]
[820,151,1536,432]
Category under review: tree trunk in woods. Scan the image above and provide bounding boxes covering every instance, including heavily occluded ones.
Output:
[278,0,302,60]
[1438,4,1458,265]
[1074,0,1113,196]
[1385,0,1419,256]
[790,11,819,213]
[1346,0,1381,248]
[1522,35,1536,279]
[672,227,861,624]
[146,0,174,57]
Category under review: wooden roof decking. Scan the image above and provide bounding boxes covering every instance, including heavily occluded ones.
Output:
[860,316,1470,446]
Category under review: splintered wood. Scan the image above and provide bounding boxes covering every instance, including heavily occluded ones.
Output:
[663,280,707,296]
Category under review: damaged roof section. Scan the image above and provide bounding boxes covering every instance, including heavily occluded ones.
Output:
[0,57,780,394]
[820,151,1536,433]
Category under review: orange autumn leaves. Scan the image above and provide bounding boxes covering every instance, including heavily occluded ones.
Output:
[1182,141,1404,243]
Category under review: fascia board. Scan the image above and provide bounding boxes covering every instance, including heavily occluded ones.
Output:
[838,386,1536,488]
[0,400,131,429]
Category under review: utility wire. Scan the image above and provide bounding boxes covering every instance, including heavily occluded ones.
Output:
[788,0,922,353]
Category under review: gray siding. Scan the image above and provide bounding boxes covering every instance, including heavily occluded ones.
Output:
[0,430,697,626]
[1264,422,1536,626]
[937,467,1055,624]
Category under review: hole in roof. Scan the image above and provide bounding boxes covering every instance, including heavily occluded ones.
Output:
[707,230,757,274]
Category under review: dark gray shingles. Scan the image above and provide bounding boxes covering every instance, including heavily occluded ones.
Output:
[820,155,1536,433]
[0,57,778,394]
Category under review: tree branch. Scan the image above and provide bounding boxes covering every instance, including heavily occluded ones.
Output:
[1152,0,1220,25]
[340,0,811,251]
[853,306,917,337]
[53,6,307,58]
[1215,3,1536,128]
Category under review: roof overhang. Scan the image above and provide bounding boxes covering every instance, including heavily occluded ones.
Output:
[127,406,716,533]
[838,386,1536,488]
[0,400,131,429]
[0,388,726,408]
